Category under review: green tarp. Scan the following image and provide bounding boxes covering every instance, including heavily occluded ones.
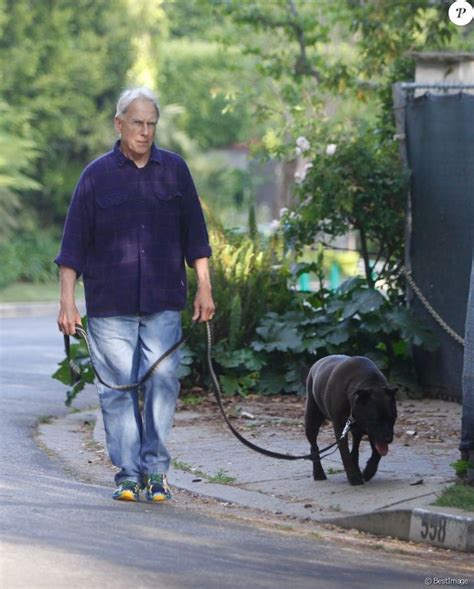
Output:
[405,92,474,399]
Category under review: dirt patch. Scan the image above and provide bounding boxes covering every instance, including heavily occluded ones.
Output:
[177,392,461,451]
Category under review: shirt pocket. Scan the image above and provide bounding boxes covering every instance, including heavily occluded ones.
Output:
[96,192,130,208]
[153,187,182,219]
[154,187,182,203]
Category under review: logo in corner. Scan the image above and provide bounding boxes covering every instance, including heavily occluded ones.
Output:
[448,0,474,26]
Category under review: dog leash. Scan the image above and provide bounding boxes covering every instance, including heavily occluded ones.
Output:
[203,321,353,462]
[64,320,353,461]
[64,321,197,391]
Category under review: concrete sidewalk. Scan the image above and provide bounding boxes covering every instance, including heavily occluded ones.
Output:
[89,396,473,552]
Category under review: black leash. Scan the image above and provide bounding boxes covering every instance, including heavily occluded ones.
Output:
[64,320,353,461]
[64,321,197,391]
[203,322,353,462]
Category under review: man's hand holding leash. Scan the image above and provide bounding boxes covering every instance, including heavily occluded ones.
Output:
[192,258,215,322]
[57,265,82,336]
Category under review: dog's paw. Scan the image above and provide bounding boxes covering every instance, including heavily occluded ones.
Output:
[363,467,376,482]
[348,475,365,486]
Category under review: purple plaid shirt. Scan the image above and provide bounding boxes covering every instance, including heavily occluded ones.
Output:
[55,141,212,317]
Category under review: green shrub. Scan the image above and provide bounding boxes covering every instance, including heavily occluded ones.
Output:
[180,221,293,394]
[0,231,59,288]
[248,277,438,395]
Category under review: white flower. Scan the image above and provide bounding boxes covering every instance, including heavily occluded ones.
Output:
[279,207,289,217]
[295,146,302,157]
[270,219,280,232]
[294,162,313,185]
[301,195,313,207]
[296,136,311,152]
[294,171,305,184]
[326,143,337,156]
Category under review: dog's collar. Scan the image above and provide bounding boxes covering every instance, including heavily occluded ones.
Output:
[341,416,354,439]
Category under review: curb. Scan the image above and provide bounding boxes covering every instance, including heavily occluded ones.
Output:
[327,507,474,552]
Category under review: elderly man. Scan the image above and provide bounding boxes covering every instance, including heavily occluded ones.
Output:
[55,87,214,502]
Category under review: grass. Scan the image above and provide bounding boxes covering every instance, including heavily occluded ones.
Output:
[180,393,203,406]
[0,280,84,303]
[433,483,474,512]
[327,468,344,475]
[171,459,206,479]
[207,469,236,485]
[37,415,54,424]
[171,460,236,485]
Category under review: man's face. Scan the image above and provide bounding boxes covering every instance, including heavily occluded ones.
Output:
[114,98,158,159]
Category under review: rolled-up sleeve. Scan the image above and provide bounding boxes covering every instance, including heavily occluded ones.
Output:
[179,161,212,268]
[54,171,94,276]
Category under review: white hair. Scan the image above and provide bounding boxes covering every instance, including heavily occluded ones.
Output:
[115,87,160,119]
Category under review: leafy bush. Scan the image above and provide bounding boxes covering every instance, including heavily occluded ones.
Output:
[247,277,438,395]
[0,231,59,288]
[282,130,408,296]
[179,220,293,393]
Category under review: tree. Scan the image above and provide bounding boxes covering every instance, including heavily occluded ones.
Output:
[282,132,408,294]
[211,0,464,292]
[1,0,136,227]
[0,101,40,242]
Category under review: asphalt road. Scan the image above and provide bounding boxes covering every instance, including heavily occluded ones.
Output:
[0,314,468,588]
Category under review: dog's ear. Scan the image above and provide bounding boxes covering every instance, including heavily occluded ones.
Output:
[354,388,372,404]
[385,385,398,397]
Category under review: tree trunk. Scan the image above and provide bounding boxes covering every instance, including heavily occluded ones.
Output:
[358,226,375,289]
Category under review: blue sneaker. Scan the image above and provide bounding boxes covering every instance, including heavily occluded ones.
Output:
[145,474,173,502]
[112,480,140,502]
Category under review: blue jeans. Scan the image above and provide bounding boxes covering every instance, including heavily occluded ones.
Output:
[461,255,474,452]
[87,311,181,485]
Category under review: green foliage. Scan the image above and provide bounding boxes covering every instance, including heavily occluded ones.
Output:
[52,317,94,407]
[283,131,408,293]
[0,232,59,288]
[189,153,253,226]
[0,101,41,242]
[158,39,254,149]
[247,277,438,395]
[211,0,464,297]
[433,483,474,511]
[180,221,293,395]
[207,469,236,485]
[1,0,135,226]
[347,0,457,134]
[451,459,474,479]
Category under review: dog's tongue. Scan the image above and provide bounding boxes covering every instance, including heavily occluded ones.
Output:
[375,441,389,456]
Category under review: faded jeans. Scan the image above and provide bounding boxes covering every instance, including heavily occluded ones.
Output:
[87,311,181,485]
[461,254,474,452]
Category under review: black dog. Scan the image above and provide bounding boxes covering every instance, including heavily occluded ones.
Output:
[305,355,397,486]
